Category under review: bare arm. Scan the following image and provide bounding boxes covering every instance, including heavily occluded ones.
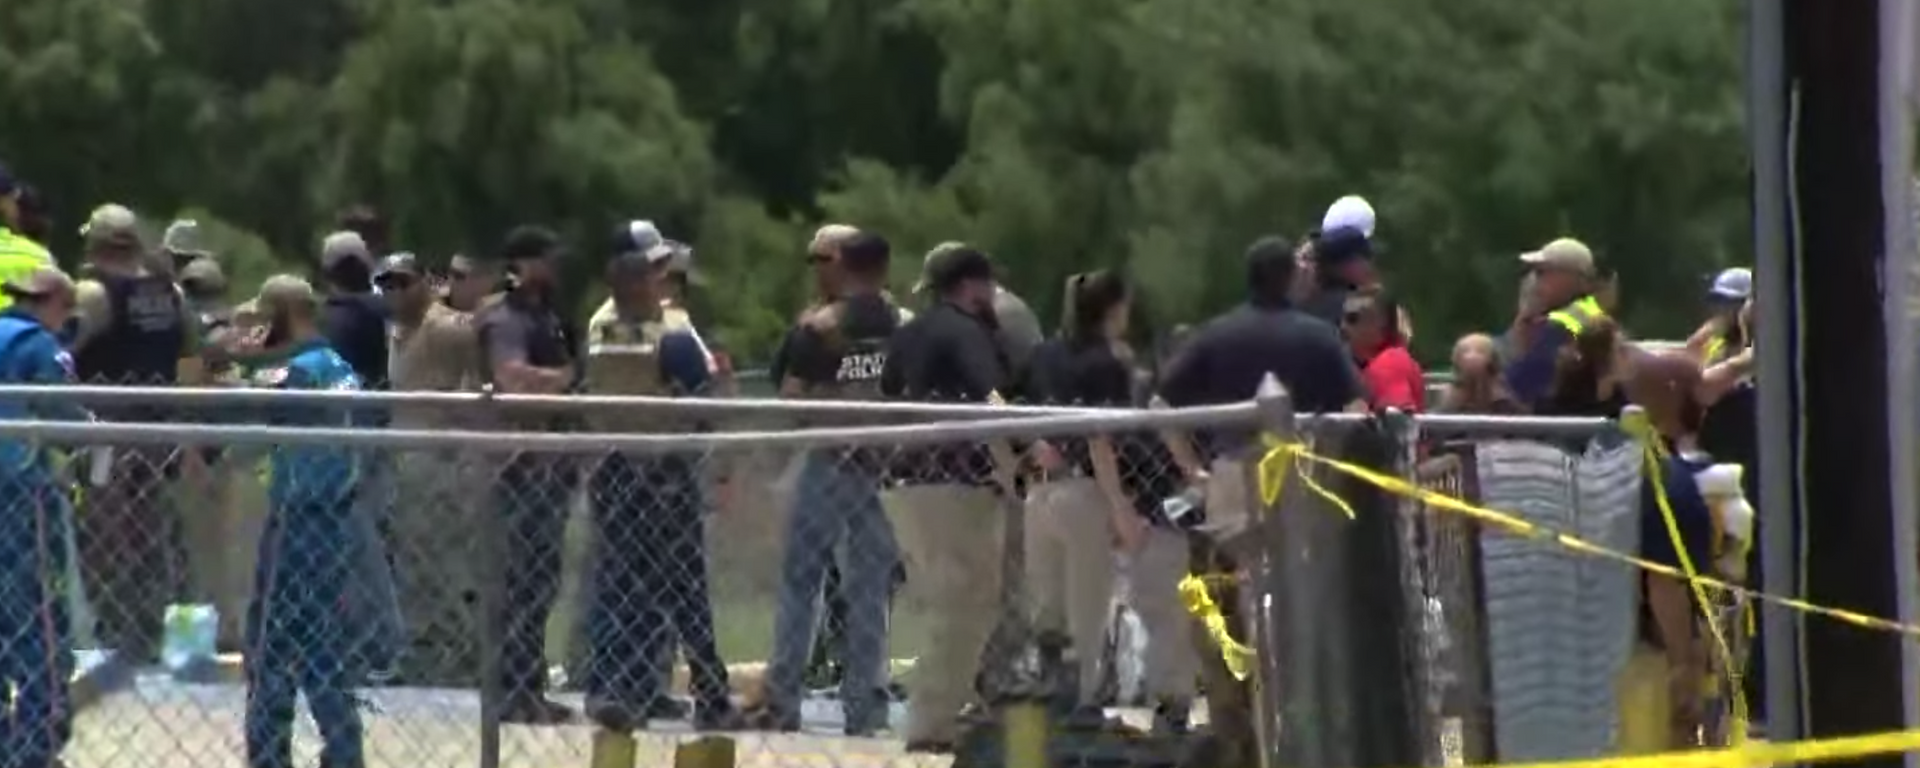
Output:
[485,314,570,394]
[1697,347,1754,406]
[70,280,111,354]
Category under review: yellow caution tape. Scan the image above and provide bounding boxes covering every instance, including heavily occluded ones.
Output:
[1622,409,1746,746]
[1178,573,1253,681]
[1257,438,1920,638]
[1448,728,1920,768]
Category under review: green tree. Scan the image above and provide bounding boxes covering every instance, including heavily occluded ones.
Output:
[0,0,1749,363]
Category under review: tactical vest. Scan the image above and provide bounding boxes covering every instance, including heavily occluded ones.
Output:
[75,272,185,387]
[584,302,687,433]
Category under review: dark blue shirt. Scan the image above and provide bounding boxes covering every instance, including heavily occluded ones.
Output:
[1503,320,1570,407]
[322,292,390,390]
[262,339,362,507]
[1639,452,1718,572]
[0,311,87,475]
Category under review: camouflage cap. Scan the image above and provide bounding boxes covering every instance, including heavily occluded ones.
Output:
[320,230,373,270]
[80,204,142,250]
[913,241,992,293]
[162,219,213,257]
[2,265,74,298]
[253,274,320,314]
[179,257,227,291]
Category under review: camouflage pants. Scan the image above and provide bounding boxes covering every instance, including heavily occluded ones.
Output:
[390,451,487,685]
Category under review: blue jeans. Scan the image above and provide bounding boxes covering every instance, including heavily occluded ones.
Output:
[767,453,897,723]
[0,475,73,768]
[246,498,365,768]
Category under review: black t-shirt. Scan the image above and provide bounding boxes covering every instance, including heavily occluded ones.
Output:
[881,301,1010,485]
[1028,338,1179,520]
[1159,302,1364,457]
[323,292,391,390]
[784,294,900,387]
[881,301,1008,403]
[475,291,575,429]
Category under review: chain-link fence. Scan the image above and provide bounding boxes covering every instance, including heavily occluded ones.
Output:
[0,383,1742,768]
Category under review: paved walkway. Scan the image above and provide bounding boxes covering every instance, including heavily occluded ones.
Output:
[67,674,949,768]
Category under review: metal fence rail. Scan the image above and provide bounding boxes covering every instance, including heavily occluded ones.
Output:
[0,382,1715,768]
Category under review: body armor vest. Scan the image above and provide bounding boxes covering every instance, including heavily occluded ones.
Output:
[584,299,688,433]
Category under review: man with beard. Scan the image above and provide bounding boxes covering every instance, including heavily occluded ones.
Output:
[747,228,903,736]
[69,204,202,683]
[579,221,737,731]
[375,252,485,686]
[442,253,501,313]
[881,243,1022,752]
[476,225,580,723]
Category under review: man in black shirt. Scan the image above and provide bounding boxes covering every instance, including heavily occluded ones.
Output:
[317,231,392,391]
[879,243,1018,752]
[747,230,904,736]
[312,229,407,685]
[474,225,580,724]
[1161,236,1367,419]
[69,204,198,676]
[1157,235,1368,761]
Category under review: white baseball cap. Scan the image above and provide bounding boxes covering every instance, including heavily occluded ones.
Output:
[1321,195,1376,238]
[1709,267,1752,301]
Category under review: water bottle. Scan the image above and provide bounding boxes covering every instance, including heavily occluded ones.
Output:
[163,604,219,682]
[87,446,113,488]
[1160,485,1206,526]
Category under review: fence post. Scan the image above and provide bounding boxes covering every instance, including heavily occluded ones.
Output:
[1248,380,1425,768]
[477,451,504,768]
[1243,374,1294,768]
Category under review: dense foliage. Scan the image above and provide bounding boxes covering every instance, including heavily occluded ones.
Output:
[0,0,1747,361]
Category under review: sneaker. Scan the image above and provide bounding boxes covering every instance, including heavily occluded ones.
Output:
[499,694,577,725]
[645,697,690,721]
[694,700,745,731]
[740,700,802,732]
[1153,699,1191,736]
[586,698,643,732]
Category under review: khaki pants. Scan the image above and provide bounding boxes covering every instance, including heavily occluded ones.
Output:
[176,455,268,650]
[389,451,487,685]
[886,484,1005,744]
[1023,478,1115,704]
[1127,528,1198,702]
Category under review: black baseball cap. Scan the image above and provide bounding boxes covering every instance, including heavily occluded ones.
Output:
[374,252,424,282]
[501,225,564,261]
[1314,226,1373,266]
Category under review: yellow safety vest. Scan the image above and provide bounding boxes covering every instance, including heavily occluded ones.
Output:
[1545,295,1607,337]
[0,229,52,312]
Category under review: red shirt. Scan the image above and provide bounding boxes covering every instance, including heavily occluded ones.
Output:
[1361,344,1426,412]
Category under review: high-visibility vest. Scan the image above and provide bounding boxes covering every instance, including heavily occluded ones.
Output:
[1546,295,1607,337]
[0,229,53,313]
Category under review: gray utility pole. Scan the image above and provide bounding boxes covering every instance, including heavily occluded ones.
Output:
[1755,2,1913,766]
